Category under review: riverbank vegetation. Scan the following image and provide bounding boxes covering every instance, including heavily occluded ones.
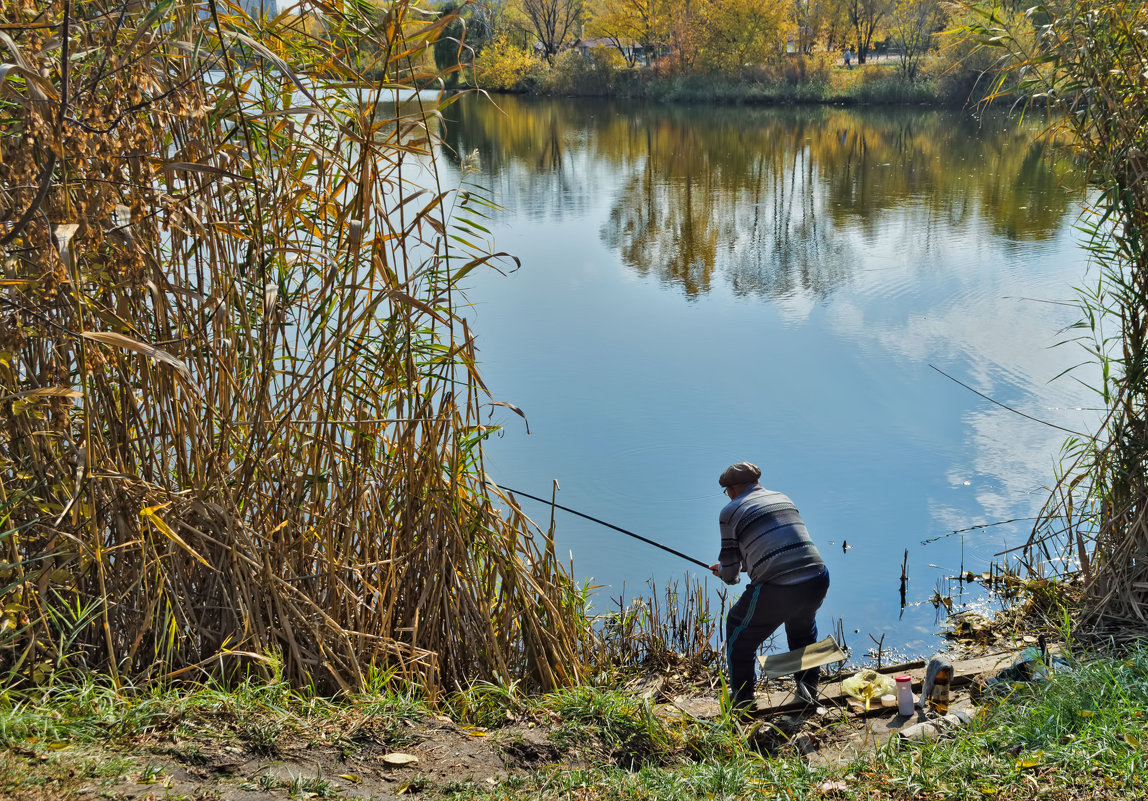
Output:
[968,0,1148,646]
[3,0,1148,776]
[3,641,1148,798]
[441,0,1006,105]
[0,0,589,697]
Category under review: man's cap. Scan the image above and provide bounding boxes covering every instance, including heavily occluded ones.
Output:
[718,462,762,488]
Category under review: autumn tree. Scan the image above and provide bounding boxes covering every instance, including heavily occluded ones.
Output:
[791,0,847,54]
[847,0,891,62]
[888,0,945,79]
[791,0,818,53]
[586,0,670,65]
[668,0,702,70]
[818,0,853,50]
[694,0,789,73]
[517,0,584,61]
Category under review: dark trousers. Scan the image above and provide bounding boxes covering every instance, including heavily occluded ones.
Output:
[725,569,830,708]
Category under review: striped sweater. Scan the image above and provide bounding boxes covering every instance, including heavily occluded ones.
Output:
[716,485,825,586]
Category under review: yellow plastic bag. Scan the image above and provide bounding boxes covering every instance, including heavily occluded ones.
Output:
[841,669,896,711]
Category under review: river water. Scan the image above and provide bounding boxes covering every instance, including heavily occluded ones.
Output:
[435,94,1097,658]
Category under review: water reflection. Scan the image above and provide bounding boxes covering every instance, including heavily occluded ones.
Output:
[441,96,1079,300]
[439,93,1094,653]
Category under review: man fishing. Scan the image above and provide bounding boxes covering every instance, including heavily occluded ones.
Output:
[710,462,830,712]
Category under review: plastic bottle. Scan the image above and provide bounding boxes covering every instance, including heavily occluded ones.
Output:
[895,674,915,716]
[928,664,952,713]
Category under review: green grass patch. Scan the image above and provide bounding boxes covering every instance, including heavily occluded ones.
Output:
[864,648,1148,799]
[0,661,426,751]
[444,645,1148,799]
[3,644,1148,799]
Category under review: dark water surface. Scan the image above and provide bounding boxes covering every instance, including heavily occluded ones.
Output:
[438,95,1096,657]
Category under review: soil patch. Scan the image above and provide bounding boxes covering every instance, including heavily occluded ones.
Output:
[1,717,549,800]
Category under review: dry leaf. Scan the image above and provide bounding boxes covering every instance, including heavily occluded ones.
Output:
[81,331,197,388]
[488,401,530,434]
[381,753,418,766]
[52,223,79,271]
[2,387,81,403]
[140,503,212,568]
[1014,750,1044,768]
[817,779,849,794]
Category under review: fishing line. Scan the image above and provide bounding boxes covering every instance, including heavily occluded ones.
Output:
[929,364,1088,437]
[918,517,1041,545]
[488,482,711,570]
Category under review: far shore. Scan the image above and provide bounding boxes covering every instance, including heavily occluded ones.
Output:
[430,54,1004,111]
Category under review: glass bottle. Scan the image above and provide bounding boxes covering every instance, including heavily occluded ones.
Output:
[928,665,952,713]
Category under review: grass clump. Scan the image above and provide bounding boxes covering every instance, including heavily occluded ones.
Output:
[0,659,426,754]
[590,579,723,681]
[546,685,671,768]
[444,679,527,730]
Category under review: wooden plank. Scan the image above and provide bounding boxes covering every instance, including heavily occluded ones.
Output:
[753,650,1020,716]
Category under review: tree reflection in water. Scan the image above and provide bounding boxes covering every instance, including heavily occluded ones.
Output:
[439,95,1079,300]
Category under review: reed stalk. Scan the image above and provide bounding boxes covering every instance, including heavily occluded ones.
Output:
[966,0,1148,639]
[0,0,587,693]
[591,578,723,675]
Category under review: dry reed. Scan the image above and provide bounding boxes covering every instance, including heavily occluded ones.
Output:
[969,0,1148,640]
[0,0,587,693]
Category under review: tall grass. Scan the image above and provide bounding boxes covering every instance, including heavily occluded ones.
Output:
[965,0,1148,641]
[0,0,587,694]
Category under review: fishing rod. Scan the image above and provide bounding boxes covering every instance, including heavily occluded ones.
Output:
[488,482,712,570]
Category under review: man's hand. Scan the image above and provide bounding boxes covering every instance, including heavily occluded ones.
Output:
[710,562,722,578]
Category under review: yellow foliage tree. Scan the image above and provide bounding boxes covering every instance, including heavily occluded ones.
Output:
[475,33,546,89]
[847,0,892,62]
[792,0,852,53]
[694,0,790,73]
[888,0,946,79]
[586,0,671,65]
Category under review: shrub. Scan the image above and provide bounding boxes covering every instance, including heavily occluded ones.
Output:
[475,35,545,91]
[770,52,834,86]
[541,46,625,95]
